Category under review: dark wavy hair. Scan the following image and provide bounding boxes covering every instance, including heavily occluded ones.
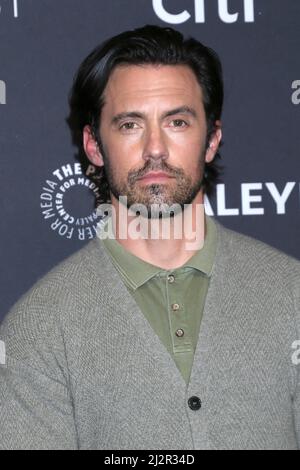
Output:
[68,25,224,203]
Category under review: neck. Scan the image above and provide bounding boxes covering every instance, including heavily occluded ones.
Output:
[108,192,206,270]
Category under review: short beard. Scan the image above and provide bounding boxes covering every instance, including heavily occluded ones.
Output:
[101,147,206,219]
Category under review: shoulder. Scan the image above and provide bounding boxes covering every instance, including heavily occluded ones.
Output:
[213,217,300,275]
[0,238,108,336]
[213,217,300,321]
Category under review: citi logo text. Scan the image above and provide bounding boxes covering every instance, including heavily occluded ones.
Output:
[0,0,19,18]
[0,80,6,104]
[152,0,255,24]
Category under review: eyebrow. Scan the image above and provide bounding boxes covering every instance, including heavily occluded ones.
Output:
[111,106,197,125]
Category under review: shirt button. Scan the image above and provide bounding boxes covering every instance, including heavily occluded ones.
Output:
[188,396,202,411]
[167,274,175,283]
[175,328,184,338]
[172,303,180,311]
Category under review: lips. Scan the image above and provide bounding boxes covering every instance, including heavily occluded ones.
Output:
[137,172,174,181]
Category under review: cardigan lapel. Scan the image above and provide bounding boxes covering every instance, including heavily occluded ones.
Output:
[90,217,232,392]
[91,234,188,390]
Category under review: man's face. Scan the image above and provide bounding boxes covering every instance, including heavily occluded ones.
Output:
[84,64,221,216]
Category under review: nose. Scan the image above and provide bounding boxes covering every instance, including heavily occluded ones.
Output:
[142,125,169,162]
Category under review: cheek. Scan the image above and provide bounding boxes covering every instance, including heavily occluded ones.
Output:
[104,139,142,175]
[169,134,205,166]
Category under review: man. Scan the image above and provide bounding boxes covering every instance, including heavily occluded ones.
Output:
[0,25,299,450]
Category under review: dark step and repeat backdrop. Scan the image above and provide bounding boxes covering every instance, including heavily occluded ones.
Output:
[0,0,299,321]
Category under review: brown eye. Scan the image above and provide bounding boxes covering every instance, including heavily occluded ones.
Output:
[120,122,136,130]
[172,119,188,127]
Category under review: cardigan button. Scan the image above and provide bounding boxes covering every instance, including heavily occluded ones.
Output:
[188,396,202,411]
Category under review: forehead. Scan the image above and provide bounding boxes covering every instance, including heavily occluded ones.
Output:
[102,64,203,110]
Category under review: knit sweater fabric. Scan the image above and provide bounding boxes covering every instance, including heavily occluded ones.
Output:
[0,218,299,450]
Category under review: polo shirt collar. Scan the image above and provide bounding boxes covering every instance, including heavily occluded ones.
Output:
[98,213,217,291]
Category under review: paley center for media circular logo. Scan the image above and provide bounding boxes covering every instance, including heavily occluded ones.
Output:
[40,162,103,241]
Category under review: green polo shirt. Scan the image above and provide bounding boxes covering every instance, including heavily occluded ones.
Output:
[98,214,217,385]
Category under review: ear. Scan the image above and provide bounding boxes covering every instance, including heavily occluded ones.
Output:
[205,120,222,164]
[83,125,104,167]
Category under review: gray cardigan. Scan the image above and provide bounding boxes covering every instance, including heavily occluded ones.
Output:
[0,218,300,450]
